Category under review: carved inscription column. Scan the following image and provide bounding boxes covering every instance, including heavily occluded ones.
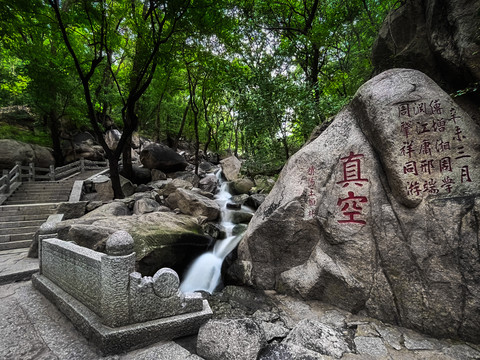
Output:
[397,100,475,203]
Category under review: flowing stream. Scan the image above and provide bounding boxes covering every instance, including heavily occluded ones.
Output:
[180,171,253,293]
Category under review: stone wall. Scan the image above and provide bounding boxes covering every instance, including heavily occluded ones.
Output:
[38,231,205,328]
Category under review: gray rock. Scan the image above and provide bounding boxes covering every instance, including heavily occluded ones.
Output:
[86,201,103,212]
[199,174,218,194]
[83,201,132,218]
[234,69,480,343]
[0,139,54,170]
[140,143,188,172]
[173,171,200,187]
[246,193,267,209]
[229,210,253,224]
[258,343,326,360]
[283,319,353,358]
[151,168,167,181]
[231,194,250,205]
[92,175,134,201]
[203,223,227,240]
[253,175,276,194]
[232,178,254,194]
[354,336,388,357]
[166,188,220,221]
[105,129,121,150]
[161,178,194,197]
[226,202,242,210]
[220,156,242,181]
[232,224,248,236]
[197,318,266,360]
[372,0,480,109]
[133,198,160,215]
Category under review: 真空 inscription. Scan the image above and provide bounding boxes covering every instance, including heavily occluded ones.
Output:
[397,100,473,197]
[336,152,369,225]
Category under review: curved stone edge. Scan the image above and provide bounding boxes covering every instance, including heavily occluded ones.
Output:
[31,273,212,355]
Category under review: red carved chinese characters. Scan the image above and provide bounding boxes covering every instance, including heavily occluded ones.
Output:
[336,152,369,225]
[337,192,368,224]
[305,165,317,219]
[336,152,369,187]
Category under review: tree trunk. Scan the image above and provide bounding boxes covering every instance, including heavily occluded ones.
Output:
[108,155,124,199]
[47,112,64,166]
[174,103,189,150]
[122,134,133,180]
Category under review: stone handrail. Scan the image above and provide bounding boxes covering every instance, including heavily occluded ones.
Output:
[0,164,21,203]
[35,231,207,327]
[0,158,108,195]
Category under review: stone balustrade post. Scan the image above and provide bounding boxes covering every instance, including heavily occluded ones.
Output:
[2,170,9,193]
[80,157,85,173]
[49,165,55,181]
[100,231,136,327]
[29,162,35,182]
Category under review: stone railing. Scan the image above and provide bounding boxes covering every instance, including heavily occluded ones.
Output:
[0,163,21,203]
[0,158,108,205]
[32,231,212,354]
[0,158,107,193]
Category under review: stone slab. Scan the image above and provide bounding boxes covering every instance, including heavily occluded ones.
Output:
[0,248,38,285]
[32,273,213,355]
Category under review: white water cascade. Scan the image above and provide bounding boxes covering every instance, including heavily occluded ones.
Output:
[180,171,253,293]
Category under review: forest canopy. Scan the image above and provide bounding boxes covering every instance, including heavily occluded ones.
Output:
[0,0,398,176]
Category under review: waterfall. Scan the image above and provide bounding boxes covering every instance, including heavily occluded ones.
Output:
[180,171,252,293]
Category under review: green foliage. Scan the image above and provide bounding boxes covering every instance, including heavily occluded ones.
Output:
[0,0,395,173]
[0,122,51,147]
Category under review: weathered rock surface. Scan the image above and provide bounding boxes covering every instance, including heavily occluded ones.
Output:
[372,0,480,123]
[220,156,242,181]
[44,211,211,276]
[0,139,54,170]
[197,318,266,360]
[199,174,218,194]
[233,69,480,343]
[283,319,353,358]
[140,143,188,172]
[166,188,220,221]
[232,178,254,194]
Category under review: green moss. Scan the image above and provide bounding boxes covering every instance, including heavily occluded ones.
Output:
[0,122,52,147]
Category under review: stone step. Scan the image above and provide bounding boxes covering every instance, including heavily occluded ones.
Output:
[9,190,71,196]
[7,194,69,200]
[0,248,39,285]
[0,239,33,250]
[0,226,40,236]
[20,183,74,189]
[5,199,65,205]
[0,220,45,228]
[0,232,35,242]
[0,214,50,222]
[0,204,59,214]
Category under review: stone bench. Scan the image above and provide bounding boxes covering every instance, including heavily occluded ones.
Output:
[32,230,212,355]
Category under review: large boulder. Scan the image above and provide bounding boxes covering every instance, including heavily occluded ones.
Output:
[220,156,242,181]
[0,139,54,170]
[233,69,480,343]
[51,211,211,276]
[140,143,188,172]
[62,132,105,162]
[166,188,220,221]
[372,0,480,123]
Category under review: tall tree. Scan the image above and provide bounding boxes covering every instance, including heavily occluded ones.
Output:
[47,0,190,197]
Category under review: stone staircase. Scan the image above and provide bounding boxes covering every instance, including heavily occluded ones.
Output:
[0,203,60,251]
[3,180,75,205]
